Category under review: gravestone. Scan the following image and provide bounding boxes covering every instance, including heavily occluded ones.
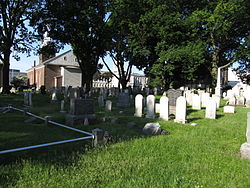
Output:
[212,95,220,108]
[105,100,112,112]
[246,99,250,108]
[174,96,186,124]
[228,96,236,106]
[167,89,183,115]
[146,95,155,119]
[60,100,66,113]
[192,94,201,110]
[226,89,234,99]
[117,92,130,107]
[223,106,235,113]
[66,98,96,125]
[201,93,210,107]
[51,89,58,102]
[205,98,216,119]
[159,96,169,121]
[142,122,161,135]
[24,91,32,107]
[155,103,160,113]
[240,112,250,160]
[236,96,245,106]
[184,90,192,105]
[98,96,104,107]
[134,94,143,117]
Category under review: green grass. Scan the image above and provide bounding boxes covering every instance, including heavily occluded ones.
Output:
[0,93,250,188]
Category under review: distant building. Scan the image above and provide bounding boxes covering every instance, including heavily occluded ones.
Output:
[27,50,147,90]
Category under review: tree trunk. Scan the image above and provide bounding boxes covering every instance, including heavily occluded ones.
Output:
[2,52,11,94]
[210,32,219,90]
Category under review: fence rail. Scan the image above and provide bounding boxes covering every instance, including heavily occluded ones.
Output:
[0,106,94,155]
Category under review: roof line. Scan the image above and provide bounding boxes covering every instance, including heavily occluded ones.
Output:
[43,49,72,65]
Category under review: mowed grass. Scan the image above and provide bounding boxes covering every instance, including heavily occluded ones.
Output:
[0,93,250,188]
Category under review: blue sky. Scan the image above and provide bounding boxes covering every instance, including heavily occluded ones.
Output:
[10,44,144,74]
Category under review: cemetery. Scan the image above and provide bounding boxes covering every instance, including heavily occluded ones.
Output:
[0,86,250,187]
[0,0,250,187]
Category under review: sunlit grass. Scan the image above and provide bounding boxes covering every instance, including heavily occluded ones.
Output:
[0,93,250,187]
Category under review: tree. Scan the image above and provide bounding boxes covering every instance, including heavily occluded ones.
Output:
[0,0,39,94]
[191,0,250,88]
[129,0,208,89]
[11,75,28,89]
[34,0,109,93]
[101,0,144,90]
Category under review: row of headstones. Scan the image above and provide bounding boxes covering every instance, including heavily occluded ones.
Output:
[223,84,250,107]
[134,94,224,124]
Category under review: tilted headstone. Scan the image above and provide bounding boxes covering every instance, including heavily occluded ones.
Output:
[205,98,216,119]
[223,106,235,113]
[142,122,162,135]
[134,94,143,117]
[174,96,186,124]
[240,112,250,160]
[117,92,130,107]
[159,96,169,121]
[167,89,183,115]
[105,100,112,112]
[146,95,155,119]
[192,94,201,110]
[66,98,96,125]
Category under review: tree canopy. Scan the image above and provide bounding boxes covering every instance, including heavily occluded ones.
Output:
[0,0,40,93]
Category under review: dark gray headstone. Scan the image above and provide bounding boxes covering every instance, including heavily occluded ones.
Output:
[167,89,183,115]
[117,92,130,107]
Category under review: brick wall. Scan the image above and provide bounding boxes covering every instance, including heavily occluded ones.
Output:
[45,65,61,89]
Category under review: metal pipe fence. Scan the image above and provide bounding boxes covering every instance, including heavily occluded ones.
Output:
[0,106,94,155]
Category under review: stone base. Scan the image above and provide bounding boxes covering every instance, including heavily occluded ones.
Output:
[66,114,96,125]
[174,119,186,124]
[117,103,130,107]
[240,142,250,160]
[169,106,176,115]
[146,114,155,119]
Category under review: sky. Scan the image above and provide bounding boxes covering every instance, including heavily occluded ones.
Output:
[10,44,144,74]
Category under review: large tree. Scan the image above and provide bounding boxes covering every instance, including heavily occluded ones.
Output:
[35,0,109,93]
[0,0,39,94]
[191,0,250,88]
[129,0,208,89]
[101,0,145,90]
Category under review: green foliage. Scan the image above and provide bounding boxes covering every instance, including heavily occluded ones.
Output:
[0,0,41,93]
[35,0,110,92]
[11,75,28,89]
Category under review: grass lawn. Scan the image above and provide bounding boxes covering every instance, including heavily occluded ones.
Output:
[0,93,250,188]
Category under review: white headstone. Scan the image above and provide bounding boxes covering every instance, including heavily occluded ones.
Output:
[159,96,169,121]
[174,96,186,124]
[228,96,236,106]
[105,100,112,112]
[205,98,216,119]
[236,96,245,106]
[192,94,201,110]
[212,95,220,108]
[134,94,143,117]
[223,106,235,113]
[146,95,155,119]
[155,103,160,113]
[201,93,210,107]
